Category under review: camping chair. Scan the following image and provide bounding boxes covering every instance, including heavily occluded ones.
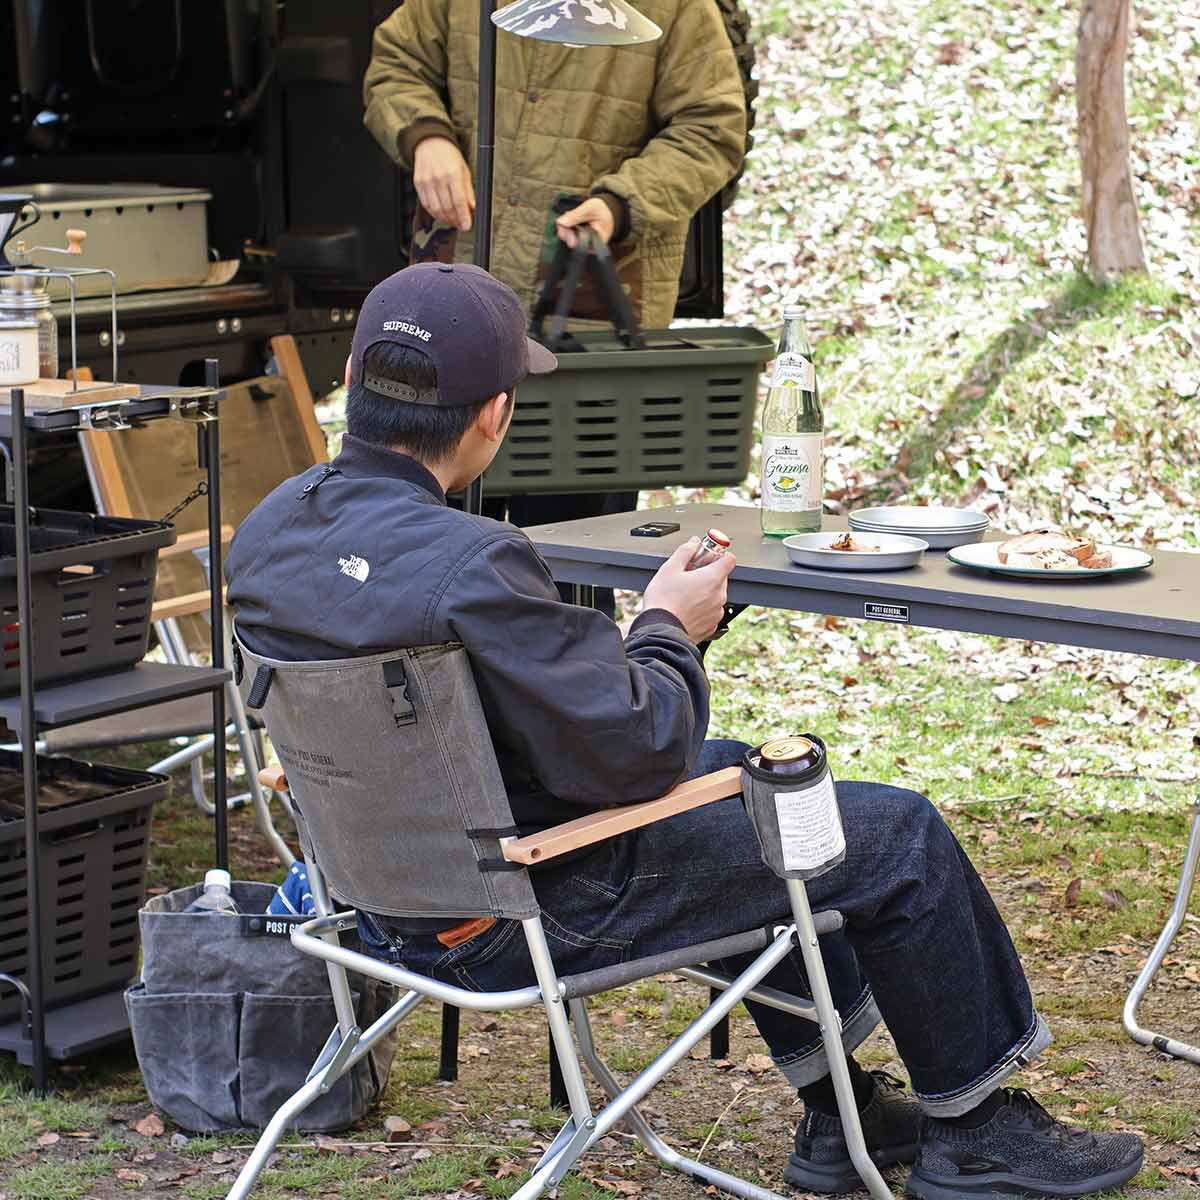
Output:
[225,636,893,1200]
[63,336,329,868]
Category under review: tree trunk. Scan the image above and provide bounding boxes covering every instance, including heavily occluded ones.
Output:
[1076,0,1147,282]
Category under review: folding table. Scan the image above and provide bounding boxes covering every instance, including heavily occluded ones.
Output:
[527,501,1200,1066]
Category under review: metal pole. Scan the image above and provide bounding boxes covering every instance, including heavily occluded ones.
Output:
[203,359,228,869]
[438,1004,460,1081]
[465,0,498,519]
[12,388,47,1090]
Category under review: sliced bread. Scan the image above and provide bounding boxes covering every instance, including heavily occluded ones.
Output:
[997,528,1095,565]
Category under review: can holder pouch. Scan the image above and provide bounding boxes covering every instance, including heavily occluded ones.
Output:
[126,881,398,1133]
[740,735,847,881]
[530,225,647,353]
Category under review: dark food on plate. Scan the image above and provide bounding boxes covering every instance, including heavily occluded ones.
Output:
[996,528,1113,571]
[829,532,880,553]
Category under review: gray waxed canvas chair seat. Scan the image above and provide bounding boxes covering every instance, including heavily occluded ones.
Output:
[224,632,894,1200]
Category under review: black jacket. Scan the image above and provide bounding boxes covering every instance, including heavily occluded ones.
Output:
[225,435,710,835]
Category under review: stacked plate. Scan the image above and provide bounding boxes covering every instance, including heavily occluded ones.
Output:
[849,505,990,549]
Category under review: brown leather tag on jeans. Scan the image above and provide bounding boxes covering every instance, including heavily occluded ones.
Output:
[436,917,497,949]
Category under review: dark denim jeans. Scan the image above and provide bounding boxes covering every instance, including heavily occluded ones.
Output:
[362,739,1050,1116]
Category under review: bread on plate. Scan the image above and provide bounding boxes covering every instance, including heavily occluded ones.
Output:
[997,528,1095,566]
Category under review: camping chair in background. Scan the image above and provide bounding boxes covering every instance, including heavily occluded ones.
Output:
[225,637,893,1200]
[64,336,329,867]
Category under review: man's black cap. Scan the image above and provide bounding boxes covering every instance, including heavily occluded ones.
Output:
[350,263,557,407]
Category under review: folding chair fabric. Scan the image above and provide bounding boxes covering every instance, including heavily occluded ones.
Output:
[236,635,539,920]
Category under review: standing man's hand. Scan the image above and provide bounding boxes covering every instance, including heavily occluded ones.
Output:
[556,197,615,248]
[642,538,736,644]
[413,136,476,230]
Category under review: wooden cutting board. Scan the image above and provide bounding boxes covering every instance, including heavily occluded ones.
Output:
[7,377,140,409]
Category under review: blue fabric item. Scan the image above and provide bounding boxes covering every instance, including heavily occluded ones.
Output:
[268,862,316,916]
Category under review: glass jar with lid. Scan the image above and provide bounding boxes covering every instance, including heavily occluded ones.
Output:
[0,274,57,378]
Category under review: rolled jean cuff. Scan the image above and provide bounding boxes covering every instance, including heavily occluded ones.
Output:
[915,1012,1053,1118]
[771,987,881,1088]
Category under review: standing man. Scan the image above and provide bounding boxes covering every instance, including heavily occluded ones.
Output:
[362,0,747,610]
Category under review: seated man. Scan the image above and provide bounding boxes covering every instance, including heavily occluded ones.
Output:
[226,263,1143,1200]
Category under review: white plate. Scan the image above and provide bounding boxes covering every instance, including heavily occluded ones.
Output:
[850,520,988,550]
[947,541,1154,579]
[850,506,990,532]
[784,532,928,571]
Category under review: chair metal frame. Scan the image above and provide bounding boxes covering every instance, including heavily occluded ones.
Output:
[1123,797,1200,1065]
[226,769,894,1200]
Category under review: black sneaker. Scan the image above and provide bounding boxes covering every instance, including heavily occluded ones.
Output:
[906,1089,1144,1199]
[785,1072,921,1194]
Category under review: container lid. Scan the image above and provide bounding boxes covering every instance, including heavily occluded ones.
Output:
[0,316,38,329]
[0,273,51,301]
[704,527,731,547]
[204,868,233,890]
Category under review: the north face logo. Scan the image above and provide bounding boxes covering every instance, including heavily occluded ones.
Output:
[337,554,369,583]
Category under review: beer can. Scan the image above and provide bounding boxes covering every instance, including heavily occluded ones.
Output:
[742,733,845,880]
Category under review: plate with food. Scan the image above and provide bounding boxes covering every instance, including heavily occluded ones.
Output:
[948,529,1153,579]
[783,531,928,571]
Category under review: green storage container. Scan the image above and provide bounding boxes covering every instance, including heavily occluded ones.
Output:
[484,327,772,495]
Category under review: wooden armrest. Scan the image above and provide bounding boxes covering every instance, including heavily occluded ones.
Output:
[151,585,227,623]
[258,766,289,793]
[159,525,236,559]
[501,766,742,866]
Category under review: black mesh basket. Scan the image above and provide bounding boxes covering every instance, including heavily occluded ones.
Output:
[0,751,163,1023]
[0,507,175,694]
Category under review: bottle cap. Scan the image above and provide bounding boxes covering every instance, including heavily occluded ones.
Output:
[704,528,731,548]
[204,868,233,890]
[782,306,806,319]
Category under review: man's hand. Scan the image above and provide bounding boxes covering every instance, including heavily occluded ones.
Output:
[642,538,736,644]
[413,136,476,231]
[556,197,615,249]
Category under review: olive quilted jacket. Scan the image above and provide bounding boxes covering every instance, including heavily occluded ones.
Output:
[364,0,746,328]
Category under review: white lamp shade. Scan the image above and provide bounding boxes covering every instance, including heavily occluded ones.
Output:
[492,0,662,46]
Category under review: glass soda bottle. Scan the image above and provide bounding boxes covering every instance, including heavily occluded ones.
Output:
[760,308,823,536]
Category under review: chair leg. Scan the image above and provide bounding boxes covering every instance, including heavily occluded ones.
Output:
[1123,800,1200,1064]
[548,1026,569,1108]
[226,987,425,1200]
[438,1004,460,1082]
[710,999,730,1058]
[570,998,789,1200]
[785,880,893,1200]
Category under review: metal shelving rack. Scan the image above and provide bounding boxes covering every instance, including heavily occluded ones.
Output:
[0,369,230,1089]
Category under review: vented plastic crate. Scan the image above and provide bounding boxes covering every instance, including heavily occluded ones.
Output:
[0,751,163,1023]
[484,327,773,494]
[0,507,175,694]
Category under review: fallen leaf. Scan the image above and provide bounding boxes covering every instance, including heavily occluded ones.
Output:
[132,1114,164,1138]
[314,1135,345,1155]
[743,1053,774,1075]
[992,683,1022,703]
[211,1150,236,1164]
[495,1160,521,1179]
[411,1148,433,1161]
[116,1168,147,1185]
[1099,888,1129,911]
[1064,878,1082,908]
[36,1132,59,1147]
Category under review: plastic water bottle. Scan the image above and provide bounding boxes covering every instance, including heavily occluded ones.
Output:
[185,868,242,915]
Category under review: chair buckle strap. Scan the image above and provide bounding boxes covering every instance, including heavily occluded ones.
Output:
[382,659,416,727]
